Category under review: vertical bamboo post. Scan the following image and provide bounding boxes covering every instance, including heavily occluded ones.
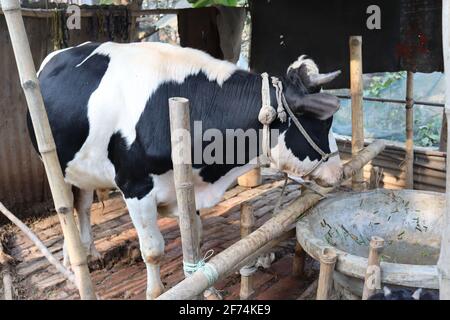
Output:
[0,0,96,299]
[369,166,381,189]
[438,0,450,300]
[440,115,447,152]
[405,71,415,189]
[350,36,365,191]
[362,236,384,300]
[168,97,203,300]
[316,247,337,300]
[237,168,262,187]
[292,241,306,278]
[239,202,255,300]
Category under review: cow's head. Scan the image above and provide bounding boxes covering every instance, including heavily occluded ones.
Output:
[270,56,343,186]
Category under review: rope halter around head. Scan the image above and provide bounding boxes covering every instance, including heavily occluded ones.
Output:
[258,72,339,177]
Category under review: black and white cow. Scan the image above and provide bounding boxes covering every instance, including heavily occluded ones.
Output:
[29,41,343,299]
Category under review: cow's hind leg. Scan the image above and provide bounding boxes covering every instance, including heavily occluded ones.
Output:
[124,193,165,299]
[63,187,101,267]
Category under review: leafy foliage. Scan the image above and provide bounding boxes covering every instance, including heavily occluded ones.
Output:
[365,72,406,97]
[414,108,441,147]
[187,0,248,8]
[187,0,235,8]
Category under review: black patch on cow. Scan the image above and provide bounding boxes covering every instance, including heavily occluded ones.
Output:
[131,71,269,186]
[108,132,155,199]
[27,43,109,172]
[284,116,333,162]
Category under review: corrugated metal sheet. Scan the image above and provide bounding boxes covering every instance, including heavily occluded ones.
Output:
[0,15,123,222]
[0,16,52,220]
[337,137,446,192]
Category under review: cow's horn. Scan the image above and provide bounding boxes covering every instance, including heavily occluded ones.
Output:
[307,70,341,87]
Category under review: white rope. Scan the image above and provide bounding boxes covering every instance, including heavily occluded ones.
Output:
[271,76,287,123]
[257,72,339,177]
[259,73,277,167]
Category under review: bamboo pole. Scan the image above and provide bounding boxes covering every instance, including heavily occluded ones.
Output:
[335,94,444,108]
[440,114,447,152]
[405,71,415,189]
[292,241,306,278]
[0,7,180,18]
[438,0,450,300]
[316,247,337,300]
[239,202,255,300]
[362,236,385,300]
[0,202,76,284]
[157,140,386,300]
[350,36,365,191]
[168,97,202,300]
[0,0,96,299]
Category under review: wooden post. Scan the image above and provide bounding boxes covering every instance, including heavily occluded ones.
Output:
[350,36,365,191]
[237,168,262,187]
[157,140,386,300]
[292,241,306,278]
[316,247,337,300]
[438,0,450,300]
[127,1,139,42]
[405,71,415,189]
[440,114,447,152]
[362,236,385,300]
[168,97,203,299]
[239,202,255,300]
[369,166,381,189]
[0,0,96,299]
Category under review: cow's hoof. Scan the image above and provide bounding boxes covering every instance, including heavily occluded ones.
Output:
[204,287,223,300]
[86,244,102,262]
[146,285,165,300]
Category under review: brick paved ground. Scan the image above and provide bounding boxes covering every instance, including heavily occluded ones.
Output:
[1,174,320,300]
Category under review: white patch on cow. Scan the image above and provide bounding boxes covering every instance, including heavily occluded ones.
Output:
[269,130,342,185]
[287,55,319,76]
[65,42,238,190]
[152,162,257,216]
[65,151,117,190]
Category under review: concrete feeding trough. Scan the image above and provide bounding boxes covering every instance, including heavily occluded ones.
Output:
[296,189,442,298]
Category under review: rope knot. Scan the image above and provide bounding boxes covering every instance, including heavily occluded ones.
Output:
[182,249,219,286]
[258,105,277,125]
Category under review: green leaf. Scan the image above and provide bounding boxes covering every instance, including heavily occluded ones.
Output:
[188,0,238,8]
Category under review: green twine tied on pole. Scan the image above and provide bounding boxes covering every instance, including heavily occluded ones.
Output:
[182,249,219,286]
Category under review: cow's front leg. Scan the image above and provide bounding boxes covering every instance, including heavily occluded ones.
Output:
[125,193,165,300]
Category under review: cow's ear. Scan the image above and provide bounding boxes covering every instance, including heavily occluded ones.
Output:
[287,92,340,120]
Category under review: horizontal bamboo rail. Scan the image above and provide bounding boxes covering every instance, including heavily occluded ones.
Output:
[336,95,444,108]
[157,140,386,300]
[0,7,180,18]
